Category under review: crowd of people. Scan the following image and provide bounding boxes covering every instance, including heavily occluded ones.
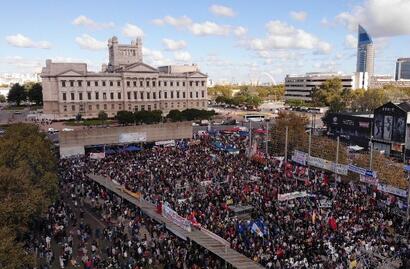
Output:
[57,132,410,268]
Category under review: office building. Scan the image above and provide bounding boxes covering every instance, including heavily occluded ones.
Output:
[284,72,367,101]
[41,36,208,120]
[395,58,410,80]
[356,25,375,78]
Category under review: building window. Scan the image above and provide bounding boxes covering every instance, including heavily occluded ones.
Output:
[87,92,91,100]
[201,90,205,98]
[190,92,193,98]
[88,105,92,111]
[196,81,199,86]
[119,104,122,110]
[95,92,99,100]
[127,92,131,100]
[134,91,137,100]
[140,92,144,100]
[127,81,130,87]
[183,82,186,86]
[134,106,139,112]
[164,81,167,87]
[103,92,107,100]
[159,91,162,99]
[165,102,168,108]
[190,81,193,87]
[96,104,100,110]
[117,81,121,87]
[183,92,186,98]
[164,92,167,99]
[79,92,83,100]
[118,92,121,99]
[147,105,151,111]
[111,104,114,109]
[110,92,114,99]
[102,81,106,87]
[154,103,157,109]
[110,81,113,86]
[140,80,143,87]
[171,91,174,99]
[62,80,66,87]
[104,104,107,110]
[62,93,66,101]
[79,104,84,112]
[70,81,74,87]
[153,92,156,99]
[158,81,161,87]
[141,105,145,111]
[71,105,75,111]
[176,91,180,99]
[170,81,173,87]
[78,80,82,87]
[196,102,199,106]
[147,92,150,99]
[196,92,199,98]
[128,104,131,111]
[146,81,150,87]
[87,81,91,87]
[153,81,156,87]
[71,92,75,100]
[95,81,99,87]
[201,81,205,86]
[177,81,179,87]
[63,105,67,111]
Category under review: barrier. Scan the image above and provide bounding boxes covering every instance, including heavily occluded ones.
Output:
[162,202,192,232]
[121,188,142,201]
[201,227,230,246]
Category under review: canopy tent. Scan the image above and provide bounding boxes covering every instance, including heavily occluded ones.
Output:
[348,145,364,151]
[125,145,142,152]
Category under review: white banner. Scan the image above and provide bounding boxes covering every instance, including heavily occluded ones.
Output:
[308,156,348,175]
[377,183,407,198]
[348,164,377,178]
[359,175,379,186]
[291,150,308,165]
[90,152,105,159]
[155,140,175,147]
[162,202,191,232]
[119,132,147,143]
[278,191,308,201]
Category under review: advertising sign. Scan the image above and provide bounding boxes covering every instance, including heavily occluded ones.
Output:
[308,156,348,175]
[291,150,308,166]
[90,152,105,159]
[278,191,308,201]
[119,132,147,143]
[348,164,377,178]
[162,202,192,232]
[359,175,379,186]
[377,183,407,198]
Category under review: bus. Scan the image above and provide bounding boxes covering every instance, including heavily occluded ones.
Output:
[243,114,266,122]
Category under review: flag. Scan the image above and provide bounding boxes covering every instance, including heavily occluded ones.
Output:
[251,222,263,237]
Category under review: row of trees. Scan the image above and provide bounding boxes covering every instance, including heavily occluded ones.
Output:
[0,124,58,268]
[270,111,408,188]
[116,109,216,125]
[214,94,262,108]
[7,82,43,106]
[310,78,410,113]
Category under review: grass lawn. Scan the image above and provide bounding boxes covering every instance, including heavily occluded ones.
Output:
[65,119,115,126]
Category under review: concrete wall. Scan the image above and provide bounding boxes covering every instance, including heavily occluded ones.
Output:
[59,122,192,156]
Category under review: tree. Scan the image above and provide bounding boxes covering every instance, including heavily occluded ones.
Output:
[117,110,134,125]
[167,110,185,122]
[134,110,163,124]
[311,78,349,112]
[0,94,6,103]
[98,111,108,125]
[26,82,43,105]
[7,83,26,106]
[0,226,33,269]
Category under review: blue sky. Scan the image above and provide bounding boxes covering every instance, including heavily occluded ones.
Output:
[1,0,410,83]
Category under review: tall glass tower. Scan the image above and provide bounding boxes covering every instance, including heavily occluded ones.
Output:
[356,25,375,77]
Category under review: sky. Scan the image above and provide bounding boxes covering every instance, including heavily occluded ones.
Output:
[1,0,410,84]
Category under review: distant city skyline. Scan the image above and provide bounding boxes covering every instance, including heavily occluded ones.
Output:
[1,0,410,84]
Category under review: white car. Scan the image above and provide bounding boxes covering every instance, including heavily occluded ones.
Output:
[48,128,59,133]
[62,128,74,132]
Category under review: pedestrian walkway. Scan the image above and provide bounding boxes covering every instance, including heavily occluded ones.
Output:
[88,173,264,269]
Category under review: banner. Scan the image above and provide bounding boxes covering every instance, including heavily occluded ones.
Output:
[119,132,147,143]
[319,199,332,208]
[348,164,377,178]
[291,150,308,166]
[155,140,175,147]
[308,156,348,175]
[377,183,407,198]
[162,202,191,232]
[278,191,308,201]
[90,152,105,159]
[359,175,379,186]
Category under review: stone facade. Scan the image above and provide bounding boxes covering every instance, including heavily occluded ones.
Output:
[41,37,208,119]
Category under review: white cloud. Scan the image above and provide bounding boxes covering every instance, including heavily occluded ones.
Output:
[234,26,248,37]
[174,51,192,62]
[142,47,171,66]
[336,0,410,37]
[344,34,357,49]
[209,4,236,17]
[122,23,144,38]
[290,11,307,22]
[75,34,105,50]
[152,15,232,36]
[162,38,187,51]
[152,16,192,27]
[244,20,332,54]
[189,21,230,36]
[5,34,51,49]
[72,15,114,30]
[320,18,332,27]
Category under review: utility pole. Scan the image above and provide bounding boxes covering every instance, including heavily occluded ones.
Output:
[369,138,373,170]
[249,120,252,156]
[284,126,288,163]
[335,136,340,188]
[265,121,269,156]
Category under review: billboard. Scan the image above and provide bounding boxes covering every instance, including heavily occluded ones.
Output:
[119,132,147,143]
[383,115,393,140]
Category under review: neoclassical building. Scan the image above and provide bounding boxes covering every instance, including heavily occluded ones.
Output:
[41,36,208,119]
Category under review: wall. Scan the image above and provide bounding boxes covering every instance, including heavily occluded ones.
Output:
[59,122,192,157]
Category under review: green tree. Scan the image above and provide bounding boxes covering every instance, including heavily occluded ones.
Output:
[26,82,43,105]
[117,110,134,125]
[167,110,185,122]
[0,94,6,103]
[7,83,26,106]
[98,111,108,125]
[311,78,349,112]
[0,226,33,269]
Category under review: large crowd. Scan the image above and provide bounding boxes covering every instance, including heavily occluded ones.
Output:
[57,133,410,268]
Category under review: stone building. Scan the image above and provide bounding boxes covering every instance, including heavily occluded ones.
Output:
[41,36,208,119]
